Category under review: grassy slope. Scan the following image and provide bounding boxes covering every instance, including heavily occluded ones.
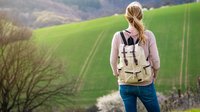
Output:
[188,3,200,88]
[34,3,200,107]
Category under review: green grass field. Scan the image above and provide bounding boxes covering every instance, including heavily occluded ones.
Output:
[34,3,200,107]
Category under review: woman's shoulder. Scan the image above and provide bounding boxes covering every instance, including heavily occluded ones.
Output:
[144,30,157,46]
[113,31,122,39]
[114,31,120,36]
[112,31,122,44]
[144,29,156,41]
[144,30,155,38]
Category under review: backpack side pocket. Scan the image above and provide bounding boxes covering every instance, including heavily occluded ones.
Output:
[143,64,152,81]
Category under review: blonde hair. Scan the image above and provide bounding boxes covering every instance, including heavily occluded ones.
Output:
[125,2,146,43]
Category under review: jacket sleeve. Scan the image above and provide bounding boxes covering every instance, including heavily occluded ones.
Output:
[148,31,160,70]
[110,32,120,76]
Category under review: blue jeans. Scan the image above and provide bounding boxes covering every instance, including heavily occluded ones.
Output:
[119,83,160,112]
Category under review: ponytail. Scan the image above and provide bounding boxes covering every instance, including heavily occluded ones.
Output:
[125,2,146,44]
[132,16,146,43]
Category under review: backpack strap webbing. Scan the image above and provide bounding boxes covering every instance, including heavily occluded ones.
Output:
[146,56,149,61]
[123,45,128,66]
[135,38,140,44]
[120,32,127,45]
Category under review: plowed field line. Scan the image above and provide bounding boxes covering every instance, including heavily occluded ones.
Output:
[72,30,105,93]
[185,5,190,89]
[180,5,190,89]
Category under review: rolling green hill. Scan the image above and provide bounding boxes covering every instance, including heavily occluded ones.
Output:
[34,3,200,107]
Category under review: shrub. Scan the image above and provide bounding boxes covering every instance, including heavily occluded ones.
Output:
[96,88,200,112]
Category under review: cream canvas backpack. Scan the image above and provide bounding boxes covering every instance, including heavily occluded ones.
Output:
[118,31,152,84]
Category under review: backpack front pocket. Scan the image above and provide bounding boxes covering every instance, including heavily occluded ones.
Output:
[124,70,143,83]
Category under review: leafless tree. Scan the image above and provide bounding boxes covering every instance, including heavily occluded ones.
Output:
[0,12,73,112]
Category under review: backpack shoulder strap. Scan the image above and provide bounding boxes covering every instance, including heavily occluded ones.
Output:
[135,38,140,45]
[120,31,128,45]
